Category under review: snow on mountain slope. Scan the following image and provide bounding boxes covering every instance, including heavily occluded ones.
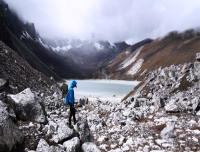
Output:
[119,46,143,69]
[94,42,104,50]
[126,58,144,75]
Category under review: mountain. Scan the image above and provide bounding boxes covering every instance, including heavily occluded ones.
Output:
[44,38,130,77]
[0,40,55,94]
[93,29,200,80]
[92,38,153,79]
[0,0,84,80]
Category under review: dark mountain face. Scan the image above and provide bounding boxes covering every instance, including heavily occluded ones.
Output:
[44,38,131,77]
[0,0,85,80]
[0,41,55,94]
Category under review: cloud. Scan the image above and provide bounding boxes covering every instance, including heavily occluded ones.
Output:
[5,0,200,44]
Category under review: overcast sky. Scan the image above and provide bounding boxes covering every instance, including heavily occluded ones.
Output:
[5,0,200,44]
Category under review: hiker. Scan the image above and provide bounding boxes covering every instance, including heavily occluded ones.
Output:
[68,80,77,127]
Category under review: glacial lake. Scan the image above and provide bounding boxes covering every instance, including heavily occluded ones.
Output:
[65,80,140,98]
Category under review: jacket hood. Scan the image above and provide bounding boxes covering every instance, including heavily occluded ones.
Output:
[70,80,77,88]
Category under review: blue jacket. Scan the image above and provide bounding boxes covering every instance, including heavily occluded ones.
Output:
[68,80,77,105]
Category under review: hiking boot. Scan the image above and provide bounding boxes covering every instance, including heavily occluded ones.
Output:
[74,120,77,125]
[68,124,73,129]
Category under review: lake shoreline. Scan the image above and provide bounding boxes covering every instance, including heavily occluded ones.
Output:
[65,79,140,98]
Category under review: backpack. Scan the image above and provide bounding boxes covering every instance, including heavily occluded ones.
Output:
[65,93,70,105]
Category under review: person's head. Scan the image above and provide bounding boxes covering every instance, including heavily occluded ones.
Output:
[70,80,77,88]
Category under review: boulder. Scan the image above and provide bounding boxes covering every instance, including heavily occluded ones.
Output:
[7,88,47,123]
[52,91,62,100]
[160,123,176,140]
[133,99,140,108]
[78,97,88,107]
[165,102,179,112]
[169,70,175,77]
[46,121,58,137]
[0,92,7,102]
[0,73,9,92]
[81,142,101,152]
[49,146,65,152]
[113,112,123,125]
[165,99,187,112]
[196,53,200,61]
[36,139,65,152]
[191,97,200,111]
[36,139,50,152]
[194,62,200,77]
[147,93,153,99]
[51,84,62,99]
[181,63,192,74]
[75,117,94,144]
[0,100,24,152]
[59,83,68,98]
[152,95,165,108]
[160,69,168,79]
[52,119,74,143]
[63,137,80,152]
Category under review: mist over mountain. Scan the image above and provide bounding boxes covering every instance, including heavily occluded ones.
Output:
[44,38,130,76]
[0,0,85,80]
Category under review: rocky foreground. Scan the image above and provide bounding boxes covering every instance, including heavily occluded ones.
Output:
[1,54,200,152]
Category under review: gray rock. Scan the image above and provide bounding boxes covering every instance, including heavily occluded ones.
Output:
[51,84,62,99]
[113,112,123,125]
[36,139,49,152]
[0,100,24,151]
[160,69,168,79]
[81,142,101,152]
[152,96,164,108]
[0,92,7,101]
[147,93,153,99]
[165,100,180,112]
[181,63,192,74]
[160,123,176,140]
[52,92,62,100]
[75,117,94,144]
[134,99,140,108]
[46,121,58,137]
[78,97,88,107]
[191,97,200,111]
[59,83,68,98]
[0,73,9,92]
[169,70,175,77]
[52,119,74,143]
[63,137,80,152]
[49,145,65,152]
[196,53,200,61]
[194,62,200,77]
[7,88,47,123]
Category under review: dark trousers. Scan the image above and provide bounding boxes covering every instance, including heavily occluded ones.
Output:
[69,104,76,125]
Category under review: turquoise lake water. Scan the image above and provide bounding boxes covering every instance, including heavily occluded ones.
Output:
[66,80,140,97]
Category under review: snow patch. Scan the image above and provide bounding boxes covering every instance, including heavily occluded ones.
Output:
[109,42,116,49]
[38,38,49,49]
[119,46,143,69]
[22,31,33,40]
[140,69,147,76]
[94,43,104,50]
[126,58,144,75]
[51,45,72,52]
